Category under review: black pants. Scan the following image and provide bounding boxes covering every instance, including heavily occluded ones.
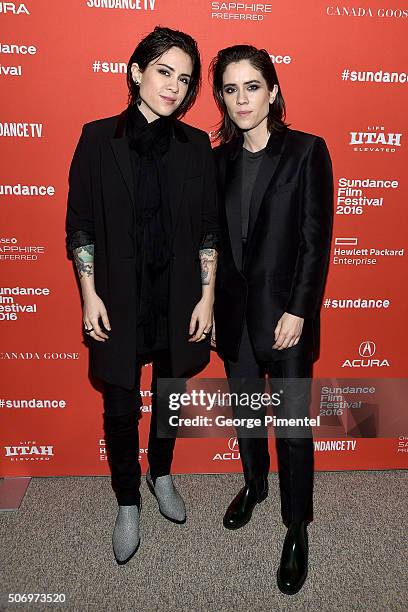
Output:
[103,350,176,506]
[225,323,314,527]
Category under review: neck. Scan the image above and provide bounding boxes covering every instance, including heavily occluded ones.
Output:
[242,116,269,152]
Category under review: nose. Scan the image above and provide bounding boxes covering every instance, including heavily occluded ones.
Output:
[167,76,179,94]
[236,87,248,105]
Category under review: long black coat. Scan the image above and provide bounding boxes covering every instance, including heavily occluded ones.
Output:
[66,109,217,389]
[213,128,333,363]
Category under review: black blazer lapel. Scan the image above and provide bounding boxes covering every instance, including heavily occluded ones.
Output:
[225,153,243,271]
[245,129,287,268]
[109,110,135,208]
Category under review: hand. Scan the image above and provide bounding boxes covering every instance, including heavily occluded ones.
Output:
[188,296,213,343]
[83,291,111,342]
[272,312,304,350]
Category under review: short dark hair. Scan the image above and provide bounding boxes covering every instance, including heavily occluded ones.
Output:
[127,26,201,119]
[209,44,288,144]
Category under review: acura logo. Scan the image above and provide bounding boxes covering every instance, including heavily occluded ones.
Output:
[228,437,239,451]
[359,341,376,357]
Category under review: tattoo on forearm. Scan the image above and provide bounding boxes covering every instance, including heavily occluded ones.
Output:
[199,248,217,285]
[73,244,94,278]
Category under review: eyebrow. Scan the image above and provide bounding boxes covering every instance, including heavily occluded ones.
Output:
[156,63,191,78]
[223,79,262,87]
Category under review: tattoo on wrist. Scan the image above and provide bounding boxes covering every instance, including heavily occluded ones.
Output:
[199,248,217,285]
[73,244,94,278]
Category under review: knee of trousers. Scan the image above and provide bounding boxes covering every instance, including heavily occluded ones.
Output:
[103,389,141,418]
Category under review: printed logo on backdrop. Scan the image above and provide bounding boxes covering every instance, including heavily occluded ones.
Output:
[0,183,55,199]
[99,440,148,461]
[269,53,292,65]
[336,177,399,216]
[91,60,127,75]
[323,296,391,310]
[140,389,152,413]
[332,237,404,267]
[85,0,156,10]
[341,340,390,368]
[0,237,46,262]
[341,68,408,85]
[0,122,43,138]
[0,397,66,409]
[0,351,80,360]
[212,436,240,461]
[211,2,272,21]
[4,441,54,462]
[0,42,38,78]
[314,439,357,451]
[0,3,29,14]
[397,436,408,453]
[319,383,376,417]
[349,126,402,153]
[326,6,408,18]
[0,286,50,322]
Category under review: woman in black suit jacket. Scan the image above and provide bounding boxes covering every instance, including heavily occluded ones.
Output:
[210,45,333,594]
[66,27,218,565]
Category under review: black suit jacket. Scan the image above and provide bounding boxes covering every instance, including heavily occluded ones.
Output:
[66,109,218,389]
[214,127,333,363]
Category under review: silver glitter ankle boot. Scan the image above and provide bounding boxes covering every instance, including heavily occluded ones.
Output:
[146,470,186,524]
[112,502,141,565]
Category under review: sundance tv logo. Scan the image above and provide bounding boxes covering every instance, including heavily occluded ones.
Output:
[86,0,156,10]
[4,441,54,462]
[213,436,240,461]
[349,126,401,153]
[341,340,390,368]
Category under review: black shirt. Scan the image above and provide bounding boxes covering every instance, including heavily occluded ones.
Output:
[241,146,266,242]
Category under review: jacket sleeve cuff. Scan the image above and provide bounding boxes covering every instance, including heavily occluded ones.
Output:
[66,229,95,252]
[199,231,219,251]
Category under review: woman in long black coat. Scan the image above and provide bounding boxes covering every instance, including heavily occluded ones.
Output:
[66,27,218,565]
[210,45,333,594]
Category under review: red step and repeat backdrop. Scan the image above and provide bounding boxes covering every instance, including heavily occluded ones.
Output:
[1,1,407,477]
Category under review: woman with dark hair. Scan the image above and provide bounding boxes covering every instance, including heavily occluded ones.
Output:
[66,26,217,565]
[210,45,333,594]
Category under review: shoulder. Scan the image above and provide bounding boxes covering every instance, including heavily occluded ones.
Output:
[213,139,239,162]
[285,128,329,152]
[80,114,121,141]
[175,120,211,145]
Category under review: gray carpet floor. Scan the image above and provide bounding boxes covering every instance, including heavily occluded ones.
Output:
[0,471,406,611]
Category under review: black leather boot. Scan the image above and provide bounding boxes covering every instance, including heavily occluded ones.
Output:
[223,474,268,530]
[277,521,308,595]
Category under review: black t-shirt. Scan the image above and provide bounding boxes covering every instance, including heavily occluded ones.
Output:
[241,146,266,242]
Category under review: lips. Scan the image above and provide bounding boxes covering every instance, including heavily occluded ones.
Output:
[237,111,252,116]
[160,95,177,103]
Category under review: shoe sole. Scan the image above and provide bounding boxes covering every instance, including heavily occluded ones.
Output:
[223,493,268,530]
[276,568,308,595]
[113,498,142,566]
[146,477,186,525]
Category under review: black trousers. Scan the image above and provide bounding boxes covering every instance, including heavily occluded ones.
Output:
[225,323,314,527]
[103,349,176,506]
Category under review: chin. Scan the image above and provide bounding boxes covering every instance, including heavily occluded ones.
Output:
[235,119,256,131]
